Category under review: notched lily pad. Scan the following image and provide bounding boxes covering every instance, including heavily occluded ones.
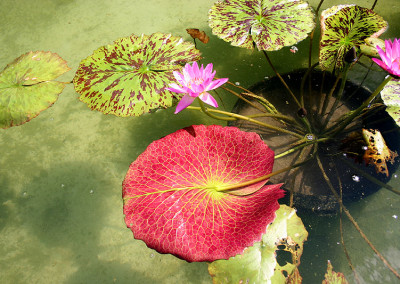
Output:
[73,33,201,117]
[208,0,315,51]
[0,51,70,129]
[208,205,308,284]
[123,125,285,262]
[381,78,400,127]
[319,5,387,70]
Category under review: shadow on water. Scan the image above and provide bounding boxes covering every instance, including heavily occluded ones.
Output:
[10,161,159,283]
[0,176,12,231]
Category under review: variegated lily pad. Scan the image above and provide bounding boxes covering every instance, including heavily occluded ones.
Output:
[208,205,308,283]
[381,78,400,126]
[319,5,387,70]
[208,0,315,51]
[73,33,201,117]
[0,51,70,129]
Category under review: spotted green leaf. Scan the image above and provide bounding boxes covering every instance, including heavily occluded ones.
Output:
[208,0,315,51]
[319,5,387,70]
[0,51,70,129]
[208,205,308,284]
[73,33,201,117]
[381,78,400,127]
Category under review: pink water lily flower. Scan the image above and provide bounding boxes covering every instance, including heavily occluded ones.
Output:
[167,62,228,113]
[372,38,400,77]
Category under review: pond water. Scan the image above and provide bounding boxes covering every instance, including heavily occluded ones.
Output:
[1,0,399,283]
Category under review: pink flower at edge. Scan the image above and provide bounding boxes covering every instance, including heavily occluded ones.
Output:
[372,38,400,77]
[166,62,229,114]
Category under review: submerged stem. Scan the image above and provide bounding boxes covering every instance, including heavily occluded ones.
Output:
[275,137,328,159]
[321,64,350,129]
[316,155,400,280]
[187,106,304,138]
[261,50,302,109]
[324,75,392,138]
[300,62,319,107]
[221,84,269,114]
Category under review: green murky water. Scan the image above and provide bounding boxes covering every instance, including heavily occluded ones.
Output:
[1,0,399,283]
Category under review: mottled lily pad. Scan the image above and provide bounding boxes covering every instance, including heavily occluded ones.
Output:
[208,0,315,51]
[381,78,400,126]
[319,5,387,70]
[208,205,308,283]
[0,51,70,129]
[122,125,285,262]
[73,33,201,117]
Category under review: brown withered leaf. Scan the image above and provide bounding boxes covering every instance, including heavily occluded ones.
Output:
[186,28,209,44]
[362,129,398,176]
[322,260,349,284]
[287,268,302,284]
[340,131,365,163]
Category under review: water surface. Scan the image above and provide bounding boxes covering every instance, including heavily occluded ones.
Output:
[1,0,399,283]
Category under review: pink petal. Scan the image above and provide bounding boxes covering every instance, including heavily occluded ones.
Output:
[189,83,204,95]
[206,77,229,91]
[174,95,195,114]
[166,83,187,94]
[391,61,400,76]
[182,65,192,83]
[372,58,387,70]
[173,71,187,85]
[392,39,400,59]
[199,92,219,108]
[376,45,391,67]
[204,63,214,76]
[191,61,201,78]
[385,39,393,59]
[374,38,400,77]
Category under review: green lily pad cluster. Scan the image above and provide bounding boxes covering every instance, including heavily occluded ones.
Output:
[1,2,393,124]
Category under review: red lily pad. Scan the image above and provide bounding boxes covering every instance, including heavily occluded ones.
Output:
[122,125,285,262]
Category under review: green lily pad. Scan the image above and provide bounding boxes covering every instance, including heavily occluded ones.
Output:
[360,37,385,58]
[208,205,308,284]
[208,0,315,51]
[0,51,70,129]
[319,5,387,70]
[381,78,400,127]
[73,33,201,117]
